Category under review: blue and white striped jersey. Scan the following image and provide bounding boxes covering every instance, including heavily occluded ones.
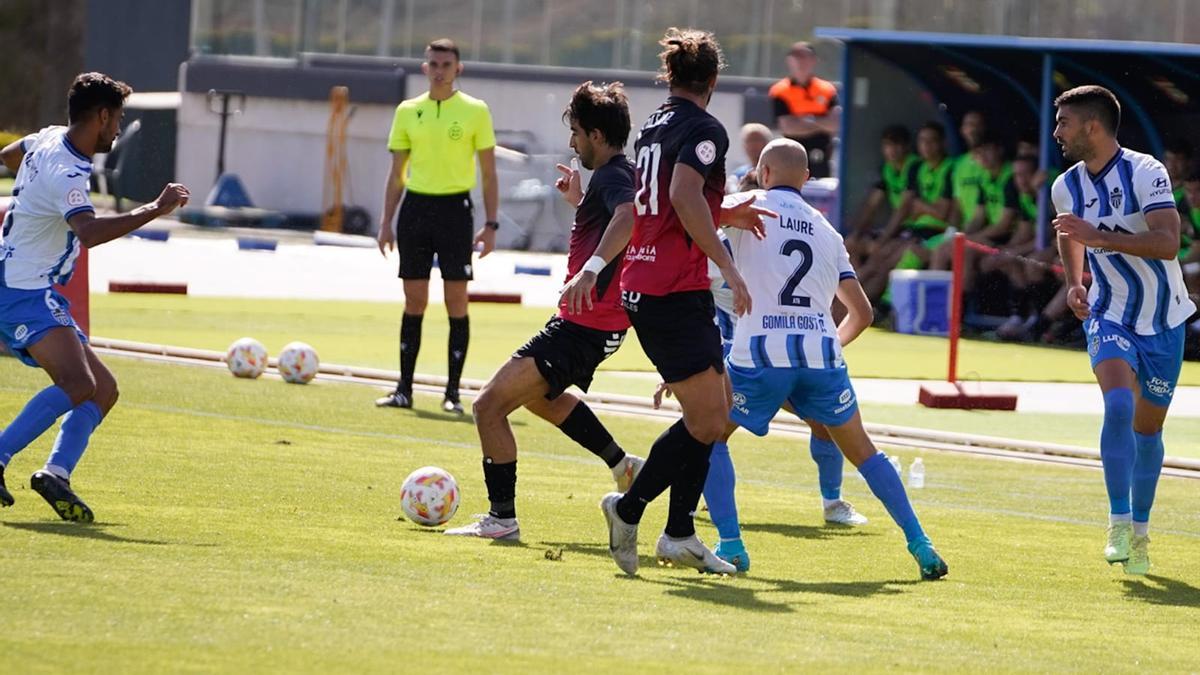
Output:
[708,228,737,345]
[1051,147,1196,335]
[0,126,94,290]
[718,186,855,370]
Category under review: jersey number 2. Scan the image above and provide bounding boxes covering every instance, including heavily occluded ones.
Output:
[634,143,662,216]
[778,239,813,308]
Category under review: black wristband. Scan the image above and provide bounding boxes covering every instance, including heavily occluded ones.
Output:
[485,220,500,231]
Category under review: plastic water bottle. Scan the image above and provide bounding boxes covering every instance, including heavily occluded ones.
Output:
[908,458,926,489]
[888,455,902,478]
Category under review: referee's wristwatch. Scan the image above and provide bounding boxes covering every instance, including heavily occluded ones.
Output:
[484,220,500,231]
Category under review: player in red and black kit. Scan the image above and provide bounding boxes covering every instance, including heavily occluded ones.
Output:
[445,82,644,541]
[600,28,762,575]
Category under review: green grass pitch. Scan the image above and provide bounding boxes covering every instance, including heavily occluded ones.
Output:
[87,294,1200,458]
[0,306,1198,671]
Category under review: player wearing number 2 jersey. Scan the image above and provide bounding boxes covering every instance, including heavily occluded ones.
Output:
[1051,85,1196,575]
[599,28,758,576]
[707,139,948,579]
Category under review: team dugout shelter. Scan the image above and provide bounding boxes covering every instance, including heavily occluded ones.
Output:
[814,28,1200,247]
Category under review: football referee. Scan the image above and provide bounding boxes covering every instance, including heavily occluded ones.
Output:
[376,38,499,414]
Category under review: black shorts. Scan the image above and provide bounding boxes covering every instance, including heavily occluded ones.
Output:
[514,316,627,399]
[622,289,724,383]
[396,191,475,281]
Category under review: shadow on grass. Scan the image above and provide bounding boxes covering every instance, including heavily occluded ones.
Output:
[539,540,918,612]
[390,405,529,428]
[739,521,879,540]
[642,575,921,613]
[2,521,187,546]
[1121,574,1200,608]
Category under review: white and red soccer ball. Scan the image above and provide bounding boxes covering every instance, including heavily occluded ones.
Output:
[278,341,319,384]
[226,337,268,379]
[401,466,460,526]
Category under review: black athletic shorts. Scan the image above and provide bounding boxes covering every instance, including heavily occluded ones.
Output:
[514,316,626,399]
[622,289,724,383]
[396,191,475,281]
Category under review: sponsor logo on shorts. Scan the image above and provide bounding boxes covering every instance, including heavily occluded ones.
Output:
[464,264,472,276]
[1102,334,1131,352]
[602,334,624,358]
[832,387,856,414]
[695,140,717,166]
[43,291,72,327]
[732,392,746,407]
[1146,376,1173,397]
[620,290,642,312]
[14,324,28,341]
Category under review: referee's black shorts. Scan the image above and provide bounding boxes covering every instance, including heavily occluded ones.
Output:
[395,191,475,281]
[622,289,724,383]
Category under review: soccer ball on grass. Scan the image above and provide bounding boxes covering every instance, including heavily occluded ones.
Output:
[278,341,319,384]
[401,466,460,526]
[226,337,268,379]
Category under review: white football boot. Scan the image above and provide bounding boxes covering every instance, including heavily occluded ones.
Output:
[655,533,737,575]
[600,492,639,575]
[823,499,869,526]
[444,514,520,541]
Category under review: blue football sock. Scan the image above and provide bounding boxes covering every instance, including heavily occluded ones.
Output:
[1099,388,1135,515]
[0,385,74,466]
[45,401,103,478]
[702,441,741,541]
[859,452,926,543]
[809,436,843,500]
[1131,430,1164,524]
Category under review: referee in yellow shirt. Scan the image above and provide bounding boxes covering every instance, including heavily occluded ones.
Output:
[376,38,499,414]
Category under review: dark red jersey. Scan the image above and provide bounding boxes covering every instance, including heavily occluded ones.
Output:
[558,153,635,331]
[621,97,729,296]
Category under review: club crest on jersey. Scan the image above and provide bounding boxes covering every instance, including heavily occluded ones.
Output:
[695,140,717,166]
[1109,186,1122,210]
[448,122,463,141]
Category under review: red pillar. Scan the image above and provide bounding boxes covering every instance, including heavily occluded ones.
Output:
[56,246,90,337]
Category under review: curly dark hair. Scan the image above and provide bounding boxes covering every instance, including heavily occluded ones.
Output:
[562,81,631,148]
[656,28,725,96]
[68,72,131,123]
